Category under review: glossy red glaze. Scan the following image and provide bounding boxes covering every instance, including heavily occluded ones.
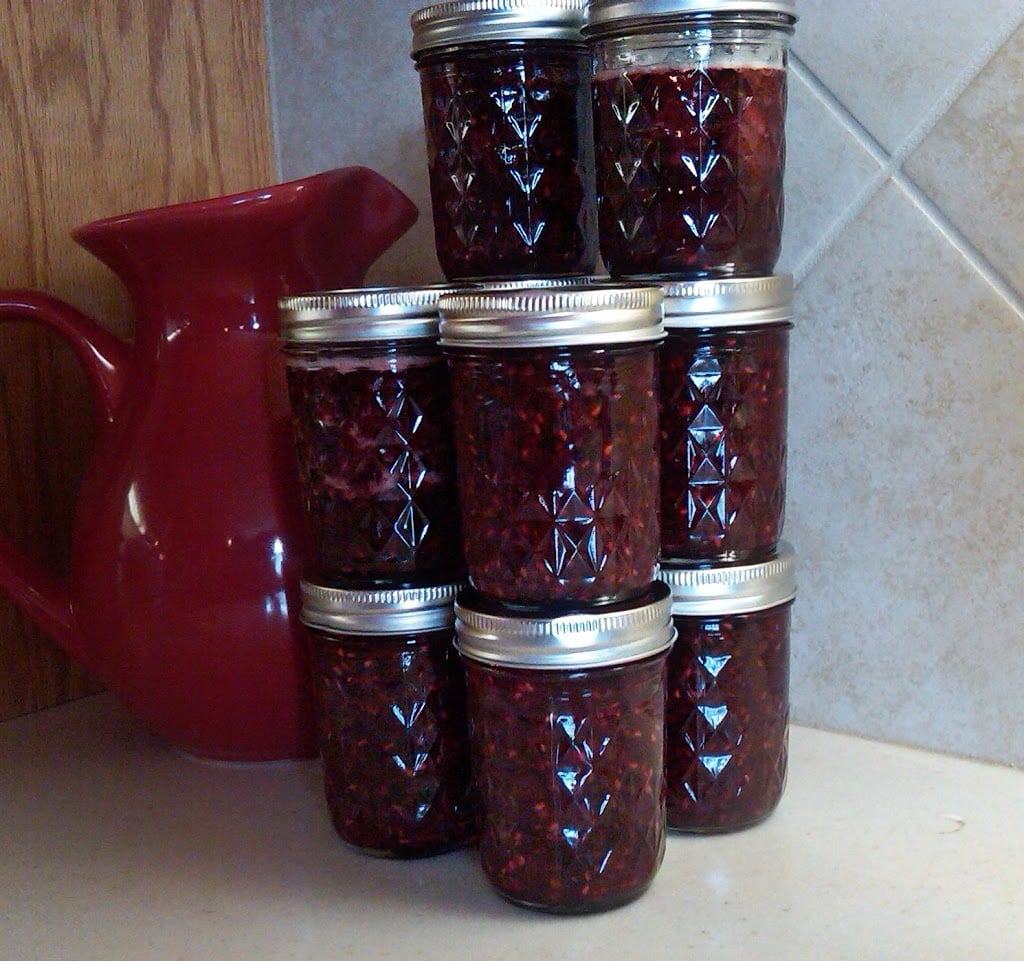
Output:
[0,167,418,760]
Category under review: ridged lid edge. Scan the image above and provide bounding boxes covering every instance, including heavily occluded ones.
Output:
[660,543,797,616]
[455,582,675,668]
[300,580,464,635]
[661,274,794,328]
[412,0,586,55]
[279,284,470,344]
[438,282,665,347]
[584,0,798,35]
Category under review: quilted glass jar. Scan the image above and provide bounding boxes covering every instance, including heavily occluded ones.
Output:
[300,580,477,857]
[279,286,464,585]
[439,283,664,606]
[456,583,675,911]
[660,544,795,832]
[659,275,791,561]
[584,0,797,277]
[411,0,598,280]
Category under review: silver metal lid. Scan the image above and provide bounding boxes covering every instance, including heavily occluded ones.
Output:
[411,0,586,56]
[455,582,675,669]
[660,542,796,616]
[662,274,793,329]
[279,284,470,344]
[300,580,463,635]
[584,0,798,35]
[438,282,664,348]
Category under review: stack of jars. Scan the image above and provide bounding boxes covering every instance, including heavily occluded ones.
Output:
[278,286,478,859]
[277,0,800,914]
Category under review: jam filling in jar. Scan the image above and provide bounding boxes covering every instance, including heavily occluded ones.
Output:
[659,275,792,561]
[300,580,477,857]
[280,286,464,585]
[456,583,675,912]
[411,0,598,280]
[439,283,664,607]
[584,1,796,277]
[660,545,795,832]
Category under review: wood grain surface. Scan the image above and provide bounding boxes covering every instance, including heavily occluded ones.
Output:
[0,0,275,719]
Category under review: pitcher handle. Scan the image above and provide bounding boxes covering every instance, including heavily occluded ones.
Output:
[0,289,129,652]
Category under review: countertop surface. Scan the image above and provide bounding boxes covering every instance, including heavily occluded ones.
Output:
[2,694,1021,961]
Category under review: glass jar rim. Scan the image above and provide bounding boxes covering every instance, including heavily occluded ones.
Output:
[411,0,586,57]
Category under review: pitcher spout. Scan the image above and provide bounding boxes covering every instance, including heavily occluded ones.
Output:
[71,167,419,322]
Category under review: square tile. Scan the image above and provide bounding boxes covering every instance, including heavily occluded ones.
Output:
[905,22,1024,300]
[788,178,1024,766]
[778,63,883,278]
[792,0,1024,154]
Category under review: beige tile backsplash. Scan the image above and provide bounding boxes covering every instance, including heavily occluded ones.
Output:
[266,0,1024,767]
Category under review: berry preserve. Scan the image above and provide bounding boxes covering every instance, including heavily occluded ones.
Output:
[584,1,796,277]
[439,284,664,606]
[456,584,675,912]
[280,286,464,585]
[659,275,792,561]
[411,0,598,280]
[660,545,795,832]
[300,580,477,857]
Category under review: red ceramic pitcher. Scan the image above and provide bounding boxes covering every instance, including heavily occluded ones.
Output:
[0,167,418,760]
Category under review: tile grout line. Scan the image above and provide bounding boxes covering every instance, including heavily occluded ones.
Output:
[788,55,890,285]
[790,30,1024,322]
[893,173,1024,320]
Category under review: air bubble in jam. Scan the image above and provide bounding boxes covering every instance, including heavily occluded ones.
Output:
[285,346,463,584]
[666,604,791,832]
[464,654,667,911]
[591,65,787,277]
[417,44,598,279]
[446,344,660,605]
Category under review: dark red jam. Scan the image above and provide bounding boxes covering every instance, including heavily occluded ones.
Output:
[446,344,660,605]
[666,602,791,832]
[591,65,787,277]
[463,654,667,911]
[284,344,463,584]
[416,42,598,279]
[659,324,789,560]
[308,625,477,857]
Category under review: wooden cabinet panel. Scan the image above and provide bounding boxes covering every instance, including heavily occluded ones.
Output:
[0,0,275,719]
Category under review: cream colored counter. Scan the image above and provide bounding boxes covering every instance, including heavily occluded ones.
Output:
[2,694,1021,960]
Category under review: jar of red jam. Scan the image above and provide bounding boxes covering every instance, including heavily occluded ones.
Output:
[300,579,477,857]
[660,543,795,832]
[279,286,464,585]
[410,0,598,280]
[659,274,791,561]
[439,284,664,606]
[584,1,797,277]
[456,583,675,911]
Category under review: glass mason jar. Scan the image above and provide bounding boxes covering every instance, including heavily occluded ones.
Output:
[300,580,477,857]
[410,0,598,280]
[660,544,795,832]
[279,286,465,585]
[439,283,664,606]
[456,583,675,912]
[659,274,791,561]
[584,1,798,277]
